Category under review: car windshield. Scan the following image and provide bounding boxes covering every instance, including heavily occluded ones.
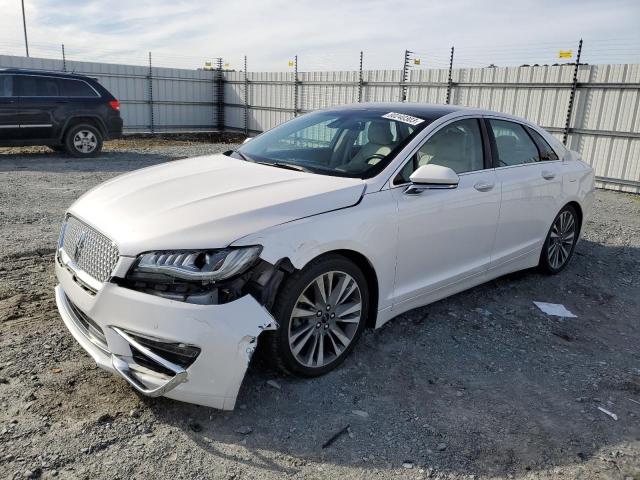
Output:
[233,109,430,178]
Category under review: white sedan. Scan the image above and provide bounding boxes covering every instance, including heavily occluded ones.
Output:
[54,103,595,409]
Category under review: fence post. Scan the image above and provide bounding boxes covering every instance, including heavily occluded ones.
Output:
[61,44,66,72]
[563,39,583,146]
[293,55,299,117]
[216,57,224,131]
[400,49,411,102]
[244,55,249,135]
[358,51,364,103]
[148,52,154,134]
[446,46,455,104]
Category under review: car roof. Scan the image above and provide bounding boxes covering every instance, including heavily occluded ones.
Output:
[323,102,474,121]
[323,102,543,127]
[0,68,94,81]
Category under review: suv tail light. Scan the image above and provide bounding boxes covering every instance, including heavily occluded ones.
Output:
[108,100,120,111]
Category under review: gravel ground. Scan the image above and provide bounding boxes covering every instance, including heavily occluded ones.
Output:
[0,139,639,480]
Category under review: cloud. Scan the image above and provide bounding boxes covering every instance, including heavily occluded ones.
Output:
[1,0,638,70]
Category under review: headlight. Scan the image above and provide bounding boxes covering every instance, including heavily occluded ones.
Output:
[131,246,262,282]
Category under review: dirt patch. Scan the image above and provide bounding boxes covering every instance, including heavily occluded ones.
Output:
[0,142,639,479]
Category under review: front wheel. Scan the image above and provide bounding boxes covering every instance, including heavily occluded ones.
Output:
[539,205,579,274]
[265,254,369,377]
[64,124,103,157]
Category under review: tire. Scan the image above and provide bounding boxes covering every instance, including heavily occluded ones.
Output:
[539,204,580,274]
[265,254,369,377]
[64,124,103,157]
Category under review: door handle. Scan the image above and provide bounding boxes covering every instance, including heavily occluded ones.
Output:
[541,170,556,180]
[474,181,494,192]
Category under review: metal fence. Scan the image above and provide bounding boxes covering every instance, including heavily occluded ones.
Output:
[224,60,640,193]
[1,53,639,193]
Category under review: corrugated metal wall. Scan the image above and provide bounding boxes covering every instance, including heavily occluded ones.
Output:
[0,54,219,132]
[1,54,638,192]
[224,64,640,193]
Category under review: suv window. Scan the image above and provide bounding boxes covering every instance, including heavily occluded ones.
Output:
[58,78,98,97]
[16,75,60,96]
[525,126,559,161]
[489,119,540,166]
[0,75,12,97]
[395,118,484,184]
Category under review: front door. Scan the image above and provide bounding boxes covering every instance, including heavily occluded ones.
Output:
[0,75,21,141]
[390,117,500,309]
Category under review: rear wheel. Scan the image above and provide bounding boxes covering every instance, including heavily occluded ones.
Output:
[64,124,103,157]
[265,254,369,376]
[539,205,579,274]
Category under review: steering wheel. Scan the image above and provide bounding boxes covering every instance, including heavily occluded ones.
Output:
[365,154,387,165]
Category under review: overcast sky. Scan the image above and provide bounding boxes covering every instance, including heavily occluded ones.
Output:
[1,0,639,71]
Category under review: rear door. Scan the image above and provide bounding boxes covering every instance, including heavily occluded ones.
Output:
[486,117,562,267]
[0,74,21,140]
[15,74,61,140]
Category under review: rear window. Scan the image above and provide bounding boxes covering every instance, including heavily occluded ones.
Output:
[0,75,12,97]
[58,78,98,97]
[526,126,559,161]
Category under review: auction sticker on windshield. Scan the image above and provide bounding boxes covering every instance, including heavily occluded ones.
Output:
[382,112,425,126]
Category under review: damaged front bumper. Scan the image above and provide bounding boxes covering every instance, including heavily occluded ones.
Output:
[54,258,277,410]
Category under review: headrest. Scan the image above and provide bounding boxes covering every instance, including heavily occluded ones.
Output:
[496,135,516,150]
[367,121,394,145]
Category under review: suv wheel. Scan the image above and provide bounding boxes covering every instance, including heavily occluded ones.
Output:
[64,124,103,157]
[265,254,369,377]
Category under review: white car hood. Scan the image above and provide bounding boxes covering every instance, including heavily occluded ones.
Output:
[69,154,365,256]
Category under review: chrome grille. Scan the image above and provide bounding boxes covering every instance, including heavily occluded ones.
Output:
[60,216,119,283]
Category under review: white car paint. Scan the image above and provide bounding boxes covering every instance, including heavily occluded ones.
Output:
[55,106,595,409]
[70,156,365,255]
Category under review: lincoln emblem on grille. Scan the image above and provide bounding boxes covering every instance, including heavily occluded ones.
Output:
[74,230,88,262]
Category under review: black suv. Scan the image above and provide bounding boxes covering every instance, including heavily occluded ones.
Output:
[0,69,123,157]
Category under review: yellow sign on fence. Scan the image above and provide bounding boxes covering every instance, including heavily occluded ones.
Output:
[558,50,573,59]
[413,58,421,65]
[288,60,295,67]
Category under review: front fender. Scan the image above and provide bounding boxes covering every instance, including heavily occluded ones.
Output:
[231,189,399,312]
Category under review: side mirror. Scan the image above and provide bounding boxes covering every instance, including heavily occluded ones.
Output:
[406,164,459,194]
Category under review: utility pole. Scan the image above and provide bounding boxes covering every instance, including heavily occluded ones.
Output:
[21,0,29,57]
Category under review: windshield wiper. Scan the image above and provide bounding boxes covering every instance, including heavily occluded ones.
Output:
[233,150,253,162]
[257,161,312,173]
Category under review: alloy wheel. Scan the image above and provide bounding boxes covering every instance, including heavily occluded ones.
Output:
[288,271,362,368]
[73,130,98,154]
[548,210,576,270]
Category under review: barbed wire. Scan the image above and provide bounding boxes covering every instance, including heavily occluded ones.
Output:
[1,37,639,72]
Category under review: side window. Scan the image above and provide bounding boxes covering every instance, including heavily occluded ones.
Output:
[0,75,13,97]
[525,126,559,161]
[15,76,60,96]
[58,78,98,97]
[489,119,540,166]
[395,118,484,184]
